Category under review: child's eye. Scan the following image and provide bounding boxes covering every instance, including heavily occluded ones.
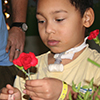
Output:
[56,18,65,22]
[37,20,45,23]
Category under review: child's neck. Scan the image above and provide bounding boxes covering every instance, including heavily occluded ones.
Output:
[48,47,86,65]
[48,37,88,71]
[50,37,87,60]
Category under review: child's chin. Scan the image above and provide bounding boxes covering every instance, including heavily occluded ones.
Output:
[50,50,63,54]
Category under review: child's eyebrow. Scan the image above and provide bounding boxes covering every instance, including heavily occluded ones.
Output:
[53,10,68,14]
[36,12,44,17]
[36,10,68,16]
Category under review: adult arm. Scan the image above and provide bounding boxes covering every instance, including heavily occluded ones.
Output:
[6,0,28,62]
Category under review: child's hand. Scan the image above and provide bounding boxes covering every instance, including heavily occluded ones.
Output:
[24,78,63,100]
[0,84,21,100]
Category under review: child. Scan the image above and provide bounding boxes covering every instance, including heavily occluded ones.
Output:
[0,0,100,100]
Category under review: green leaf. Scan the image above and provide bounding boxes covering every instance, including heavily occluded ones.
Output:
[72,85,78,92]
[78,92,84,99]
[89,78,94,88]
[72,81,76,87]
[87,58,100,68]
[68,92,72,100]
[14,65,30,77]
[82,85,89,89]
[93,36,100,45]
[97,90,100,95]
[72,81,78,92]
[98,86,100,90]
[15,65,23,70]
[77,82,81,91]
[94,87,97,91]
[84,91,90,100]
[95,96,99,100]
[90,92,94,98]
[77,94,83,100]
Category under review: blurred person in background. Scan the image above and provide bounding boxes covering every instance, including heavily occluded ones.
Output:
[0,0,28,89]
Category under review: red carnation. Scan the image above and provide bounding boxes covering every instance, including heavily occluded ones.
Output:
[88,29,99,40]
[13,52,38,70]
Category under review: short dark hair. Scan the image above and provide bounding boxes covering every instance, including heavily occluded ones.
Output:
[69,0,93,17]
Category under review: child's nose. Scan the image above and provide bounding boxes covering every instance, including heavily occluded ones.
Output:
[45,22,55,34]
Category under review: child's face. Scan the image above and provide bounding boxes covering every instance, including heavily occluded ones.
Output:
[36,0,86,53]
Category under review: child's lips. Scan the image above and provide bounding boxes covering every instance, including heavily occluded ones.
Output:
[47,40,59,46]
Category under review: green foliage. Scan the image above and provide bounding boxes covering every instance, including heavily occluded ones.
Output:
[68,78,100,100]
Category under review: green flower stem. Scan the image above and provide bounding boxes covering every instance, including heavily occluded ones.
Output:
[15,65,30,78]
[15,65,23,70]
[22,69,30,77]
[93,36,100,46]
[28,69,30,80]
[87,58,100,68]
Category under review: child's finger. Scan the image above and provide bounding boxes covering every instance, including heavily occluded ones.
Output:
[0,93,8,99]
[6,84,19,95]
[6,84,14,90]
[0,87,8,94]
[8,94,15,100]
[6,84,15,95]
[25,79,45,87]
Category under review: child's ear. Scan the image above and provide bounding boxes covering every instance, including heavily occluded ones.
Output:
[82,8,94,28]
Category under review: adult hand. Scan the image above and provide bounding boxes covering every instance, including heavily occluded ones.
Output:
[0,84,21,100]
[6,27,25,62]
[24,78,62,100]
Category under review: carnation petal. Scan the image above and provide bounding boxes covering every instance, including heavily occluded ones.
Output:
[31,58,38,66]
[29,52,35,58]
[13,58,22,66]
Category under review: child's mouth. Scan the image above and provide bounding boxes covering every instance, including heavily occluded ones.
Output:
[47,40,59,46]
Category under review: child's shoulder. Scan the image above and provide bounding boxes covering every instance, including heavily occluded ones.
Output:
[87,47,100,66]
[36,51,50,59]
[88,47,100,58]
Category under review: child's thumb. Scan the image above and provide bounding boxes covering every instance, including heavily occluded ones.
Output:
[8,90,14,94]
[6,84,14,94]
